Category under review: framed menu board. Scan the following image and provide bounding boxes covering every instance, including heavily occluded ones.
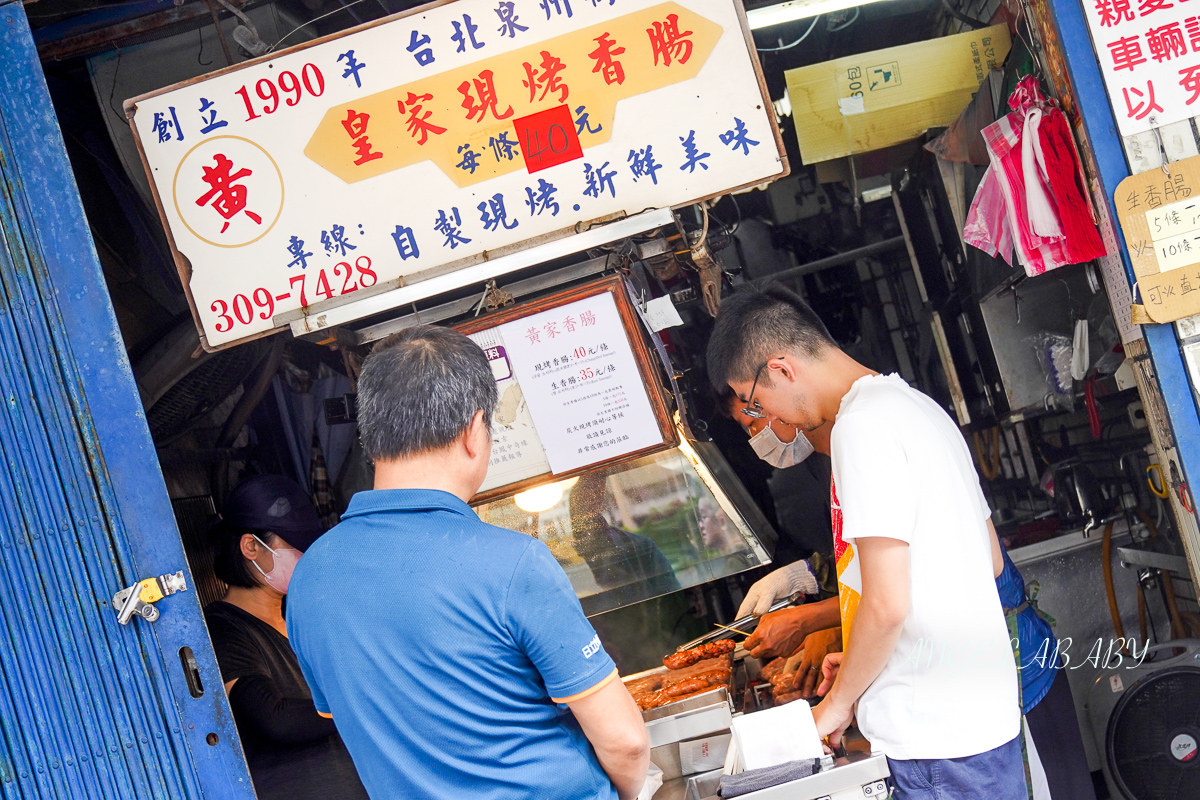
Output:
[456,275,677,503]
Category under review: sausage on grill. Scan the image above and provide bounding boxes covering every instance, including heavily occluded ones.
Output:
[662,639,736,670]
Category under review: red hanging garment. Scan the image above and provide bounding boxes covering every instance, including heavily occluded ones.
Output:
[1037,109,1107,264]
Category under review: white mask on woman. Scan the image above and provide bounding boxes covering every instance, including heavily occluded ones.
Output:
[250,535,301,594]
[748,424,815,469]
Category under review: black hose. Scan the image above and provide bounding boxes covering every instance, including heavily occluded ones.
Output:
[941,0,988,29]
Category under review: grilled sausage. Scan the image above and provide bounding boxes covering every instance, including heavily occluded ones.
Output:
[662,639,736,669]
[663,677,711,697]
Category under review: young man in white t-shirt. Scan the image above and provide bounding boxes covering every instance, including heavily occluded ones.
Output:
[707,286,1026,800]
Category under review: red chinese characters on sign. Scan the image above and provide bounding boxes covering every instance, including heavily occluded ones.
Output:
[522,51,570,104]
[1139,0,1175,18]
[522,310,599,346]
[341,109,383,165]
[459,69,515,122]
[647,14,694,67]
[1110,34,1148,70]
[1101,14,1200,57]
[195,154,262,233]
[1180,64,1200,102]
[589,33,626,85]
[1096,0,1136,27]
[1148,22,1187,61]
[397,92,447,145]
[1124,80,1164,118]
[1186,16,1200,48]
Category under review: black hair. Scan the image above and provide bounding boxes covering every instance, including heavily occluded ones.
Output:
[210,521,277,589]
[705,283,835,391]
[714,385,739,419]
[358,325,499,461]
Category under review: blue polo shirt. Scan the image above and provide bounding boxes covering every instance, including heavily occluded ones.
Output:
[286,489,619,800]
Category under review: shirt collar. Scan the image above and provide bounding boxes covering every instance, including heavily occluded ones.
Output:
[836,372,904,419]
[341,488,477,521]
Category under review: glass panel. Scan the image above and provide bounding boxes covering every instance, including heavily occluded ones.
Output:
[475,445,771,616]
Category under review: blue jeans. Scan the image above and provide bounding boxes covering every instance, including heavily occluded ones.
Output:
[886,735,1028,800]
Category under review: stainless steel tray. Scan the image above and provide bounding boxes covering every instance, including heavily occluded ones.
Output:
[678,751,889,800]
[642,687,733,748]
[642,686,729,723]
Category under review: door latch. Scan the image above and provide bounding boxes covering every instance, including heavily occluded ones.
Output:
[113,571,188,625]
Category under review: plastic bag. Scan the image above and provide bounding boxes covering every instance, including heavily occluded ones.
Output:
[638,761,664,800]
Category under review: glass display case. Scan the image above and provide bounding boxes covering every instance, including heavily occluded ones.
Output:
[476,433,776,616]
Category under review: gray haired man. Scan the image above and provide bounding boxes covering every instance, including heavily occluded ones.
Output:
[286,325,648,800]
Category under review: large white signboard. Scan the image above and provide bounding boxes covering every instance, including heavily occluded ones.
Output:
[1083,0,1200,135]
[126,0,786,350]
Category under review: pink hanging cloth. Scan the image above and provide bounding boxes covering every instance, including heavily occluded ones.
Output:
[967,76,1108,276]
[982,106,1066,275]
[964,165,1015,266]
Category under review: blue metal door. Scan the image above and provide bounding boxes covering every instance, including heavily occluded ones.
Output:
[0,3,255,798]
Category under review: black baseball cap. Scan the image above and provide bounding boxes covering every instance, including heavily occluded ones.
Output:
[219,475,325,552]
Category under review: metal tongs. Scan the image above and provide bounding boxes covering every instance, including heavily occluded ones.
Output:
[675,593,806,652]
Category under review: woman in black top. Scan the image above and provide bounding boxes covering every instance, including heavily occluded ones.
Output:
[205,475,368,800]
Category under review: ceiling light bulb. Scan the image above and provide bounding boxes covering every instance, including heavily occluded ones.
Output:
[747,0,894,30]
[514,482,566,513]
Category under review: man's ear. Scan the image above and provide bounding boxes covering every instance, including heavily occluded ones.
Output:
[462,410,490,459]
[769,356,799,384]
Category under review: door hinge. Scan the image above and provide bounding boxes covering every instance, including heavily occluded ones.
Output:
[113,571,188,625]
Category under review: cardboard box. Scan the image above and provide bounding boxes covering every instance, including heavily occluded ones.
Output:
[785,24,1011,165]
[1114,153,1200,323]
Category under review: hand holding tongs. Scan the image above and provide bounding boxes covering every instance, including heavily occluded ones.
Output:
[675,592,806,652]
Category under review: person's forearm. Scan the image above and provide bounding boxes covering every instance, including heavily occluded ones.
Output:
[594,743,649,800]
[807,597,842,632]
[229,674,338,744]
[568,677,649,800]
[825,597,904,712]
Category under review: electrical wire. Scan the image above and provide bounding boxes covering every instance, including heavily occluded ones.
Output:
[726,194,742,235]
[972,428,1001,481]
[1147,464,1169,498]
[197,24,213,67]
[826,7,860,32]
[106,44,125,122]
[268,0,374,53]
[1102,515,1129,655]
[757,14,821,52]
[1084,375,1102,439]
[940,0,988,29]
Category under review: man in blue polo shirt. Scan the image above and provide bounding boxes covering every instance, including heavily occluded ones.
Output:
[286,325,649,800]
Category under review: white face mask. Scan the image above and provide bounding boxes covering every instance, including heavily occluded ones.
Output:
[250,534,301,594]
[748,424,815,469]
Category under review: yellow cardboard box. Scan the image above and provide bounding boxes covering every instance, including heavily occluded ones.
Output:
[784,24,1011,165]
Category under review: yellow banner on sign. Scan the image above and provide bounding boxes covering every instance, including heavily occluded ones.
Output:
[304,3,721,186]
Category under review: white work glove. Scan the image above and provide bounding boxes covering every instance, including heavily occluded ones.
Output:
[736,561,819,618]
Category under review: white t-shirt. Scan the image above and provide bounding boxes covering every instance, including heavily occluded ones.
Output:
[830,374,1020,761]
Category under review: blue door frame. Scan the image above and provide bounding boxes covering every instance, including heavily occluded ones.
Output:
[1045,0,1200,519]
[0,2,254,798]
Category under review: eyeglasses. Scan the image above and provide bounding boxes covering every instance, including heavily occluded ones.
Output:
[740,358,776,419]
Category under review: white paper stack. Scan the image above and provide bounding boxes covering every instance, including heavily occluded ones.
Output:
[679,734,731,775]
[726,702,825,773]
